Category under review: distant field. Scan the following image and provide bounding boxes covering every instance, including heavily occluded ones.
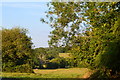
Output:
[1,68,94,78]
[59,53,72,58]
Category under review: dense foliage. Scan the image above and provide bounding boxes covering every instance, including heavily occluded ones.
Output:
[33,47,68,69]
[2,28,34,73]
[2,27,68,71]
[41,2,120,78]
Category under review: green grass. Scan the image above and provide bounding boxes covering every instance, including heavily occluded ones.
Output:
[0,68,94,78]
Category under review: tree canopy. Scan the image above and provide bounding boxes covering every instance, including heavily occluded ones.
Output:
[41,2,120,78]
[2,27,34,72]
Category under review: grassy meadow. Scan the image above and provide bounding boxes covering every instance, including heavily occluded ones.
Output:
[1,68,94,79]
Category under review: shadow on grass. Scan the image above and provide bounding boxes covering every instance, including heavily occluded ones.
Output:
[1,78,88,80]
[1,78,120,80]
[88,70,120,80]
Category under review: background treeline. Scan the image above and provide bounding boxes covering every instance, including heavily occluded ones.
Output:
[33,47,68,69]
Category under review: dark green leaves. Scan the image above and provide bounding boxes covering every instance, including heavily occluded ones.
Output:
[2,27,33,72]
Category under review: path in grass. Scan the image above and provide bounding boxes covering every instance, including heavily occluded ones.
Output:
[1,68,94,78]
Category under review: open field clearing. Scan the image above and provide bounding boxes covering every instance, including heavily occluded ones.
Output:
[1,68,94,78]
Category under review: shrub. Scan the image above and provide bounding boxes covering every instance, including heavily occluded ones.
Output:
[2,63,33,73]
[14,64,33,73]
[2,28,34,73]
[43,57,68,69]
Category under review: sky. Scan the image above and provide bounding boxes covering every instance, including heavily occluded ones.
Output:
[1,2,52,48]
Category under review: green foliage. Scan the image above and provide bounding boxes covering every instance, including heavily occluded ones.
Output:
[3,64,33,73]
[41,2,85,47]
[33,47,59,68]
[84,2,120,77]
[42,57,68,69]
[65,58,76,68]
[46,47,59,59]
[42,2,120,78]
[34,48,47,64]
[50,57,67,68]
[2,27,34,72]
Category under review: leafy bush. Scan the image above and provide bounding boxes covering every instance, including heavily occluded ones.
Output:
[77,61,88,68]
[43,57,68,69]
[2,63,33,73]
[14,64,33,73]
[2,28,34,73]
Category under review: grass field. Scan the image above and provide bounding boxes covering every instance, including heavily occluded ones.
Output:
[0,68,94,78]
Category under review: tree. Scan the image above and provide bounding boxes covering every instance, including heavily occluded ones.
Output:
[83,2,120,77]
[33,47,59,68]
[42,2,120,78]
[2,27,34,72]
[34,48,47,67]
[41,2,87,47]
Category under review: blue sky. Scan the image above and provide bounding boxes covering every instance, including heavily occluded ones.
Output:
[2,2,52,48]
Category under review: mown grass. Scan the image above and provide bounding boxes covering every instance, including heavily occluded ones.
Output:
[0,68,94,78]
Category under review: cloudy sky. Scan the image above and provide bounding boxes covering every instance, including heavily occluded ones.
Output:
[2,2,52,48]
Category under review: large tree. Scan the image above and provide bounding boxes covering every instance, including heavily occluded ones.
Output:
[41,2,88,47]
[42,2,120,78]
[2,27,34,72]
